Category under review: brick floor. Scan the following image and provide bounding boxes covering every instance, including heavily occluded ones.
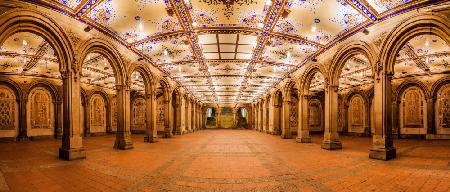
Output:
[0,129,449,192]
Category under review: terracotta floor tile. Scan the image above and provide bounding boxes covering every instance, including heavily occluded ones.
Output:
[0,130,449,191]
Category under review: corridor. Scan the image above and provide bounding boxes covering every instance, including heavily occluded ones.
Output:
[0,129,449,192]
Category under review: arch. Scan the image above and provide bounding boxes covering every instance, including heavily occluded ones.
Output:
[158,78,172,101]
[87,89,110,135]
[131,95,147,134]
[394,80,430,102]
[26,86,56,138]
[378,14,450,74]
[26,81,60,103]
[347,93,367,134]
[0,82,20,138]
[399,86,428,135]
[0,9,74,73]
[0,79,23,102]
[300,64,327,94]
[431,76,450,100]
[128,62,155,95]
[329,40,377,86]
[77,38,127,86]
[434,82,450,135]
[308,98,323,132]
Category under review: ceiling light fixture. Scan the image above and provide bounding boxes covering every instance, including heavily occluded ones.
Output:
[265,0,272,6]
[22,40,27,46]
[163,49,169,56]
[192,21,198,27]
[311,26,317,33]
[257,23,264,28]
[425,40,430,47]
[138,22,144,30]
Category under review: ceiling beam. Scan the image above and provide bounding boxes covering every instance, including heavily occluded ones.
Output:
[403,43,430,72]
[24,42,49,70]
[74,0,104,17]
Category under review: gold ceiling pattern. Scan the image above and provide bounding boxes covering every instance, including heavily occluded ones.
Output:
[1,0,447,105]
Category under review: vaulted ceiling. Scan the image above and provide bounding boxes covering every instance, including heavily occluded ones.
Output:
[0,0,449,105]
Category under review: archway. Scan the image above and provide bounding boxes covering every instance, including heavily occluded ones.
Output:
[236,107,248,128]
[273,90,283,135]
[297,67,326,143]
[155,80,170,138]
[205,107,218,128]
[371,14,449,160]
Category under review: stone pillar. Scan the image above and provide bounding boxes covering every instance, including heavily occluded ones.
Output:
[426,98,435,136]
[18,97,28,141]
[391,98,399,137]
[369,70,396,160]
[54,100,63,138]
[191,102,195,131]
[59,70,86,160]
[281,99,291,139]
[144,93,156,142]
[203,108,207,129]
[84,98,91,137]
[114,84,134,149]
[296,93,311,143]
[185,98,189,132]
[163,98,172,138]
[322,83,342,150]
[262,101,267,132]
[217,107,222,128]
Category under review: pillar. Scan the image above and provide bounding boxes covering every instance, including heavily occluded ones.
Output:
[426,97,435,136]
[59,70,86,160]
[281,98,291,139]
[84,98,91,137]
[262,101,266,132]
[144,93,157,142]
[322,83,342,150]
[296,93,311,143]
[18,96,27,141]
[163,97,171,138]
[114,84,134,149]
[369,70,396,160]
[55,100,63,138]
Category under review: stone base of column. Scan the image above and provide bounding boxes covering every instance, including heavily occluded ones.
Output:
[273,130,281,135]
[369,147,396,160]
[114,132,134,150]
[144,136,158,143]
[59,147,86,161]
[321,140,342,150]
[296,137,311,143]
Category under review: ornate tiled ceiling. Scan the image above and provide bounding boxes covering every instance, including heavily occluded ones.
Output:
[2,0,448,105]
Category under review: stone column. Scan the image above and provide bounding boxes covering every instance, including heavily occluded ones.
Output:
[55,100,62,138]
[59,70,86,160]
[185,98,189,132]
[191,101,195,131]
[391,98,399,137]
[18,97,28,141]
[84,98,91,137]
[426,98,435,136]
[114,84,134,149]
[281,98,291,139]
[144,93,156,142]
[217,107,222,128]
[322,83,342,150]
[163,98,172,138]
[369,70,396,160]
[203,108,207,129]
[262,100,266,132]
[296,93,311,143]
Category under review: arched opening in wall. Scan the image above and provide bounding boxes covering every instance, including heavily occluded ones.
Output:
[206,107,217,128]
[0,32,62,140]
[237,107,248,129]
[171,89,181,135]
[273,90,283,135]
[288,83,299,136]
[130,72,146,134]
[337,54,373,137]
[393,34,449,138]
[81,53,116,137]
[0,84,19,140]
[434,83,450,136]
[305,72,325,137]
